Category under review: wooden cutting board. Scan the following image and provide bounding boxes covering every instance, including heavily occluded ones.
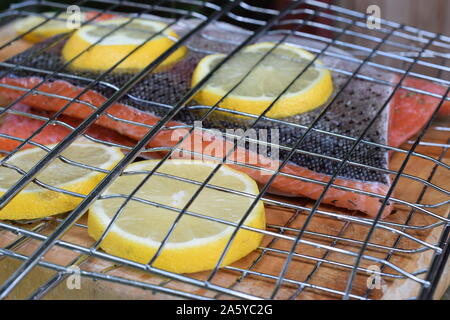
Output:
[0,21,449,300]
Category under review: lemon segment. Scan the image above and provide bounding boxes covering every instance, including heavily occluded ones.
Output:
[14,11,115,43]
[88,160,266,274]
[0,142,124,220]
[191,42,333,118]
[62,18,187,72]
[14,12,75,43]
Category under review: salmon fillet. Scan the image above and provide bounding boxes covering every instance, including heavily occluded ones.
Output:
[389,76,450,148]
[0,18,443,218]
[0,76,392,218]
[0,103,136,151]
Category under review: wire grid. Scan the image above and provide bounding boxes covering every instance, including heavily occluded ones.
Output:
[0,0,447,300]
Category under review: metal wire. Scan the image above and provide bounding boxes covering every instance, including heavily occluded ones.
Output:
[0,0,448,300]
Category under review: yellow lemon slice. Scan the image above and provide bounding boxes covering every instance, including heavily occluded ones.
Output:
[14,11,116,43]
[191,42,333,118]
[88,160,265,274]
[0,142,123,220]
[62,18,187,72]
[14,12,73,43]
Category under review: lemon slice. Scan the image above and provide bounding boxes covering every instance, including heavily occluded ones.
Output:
[0,142,123,220]
[14,11,115,43]
[88,160,265,274]
[62,18,187,72]
[191,42,333,118]
[14,12,72,43]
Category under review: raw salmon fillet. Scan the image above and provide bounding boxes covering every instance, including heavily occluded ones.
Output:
[389,76,450,148]
[0,103,136,152]
[1,18,441,218]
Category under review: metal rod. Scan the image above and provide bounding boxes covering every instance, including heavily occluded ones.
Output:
[0,0,448,300]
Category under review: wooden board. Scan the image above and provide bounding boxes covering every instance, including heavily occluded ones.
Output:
[337,0,450,35]
[0,21,449,300]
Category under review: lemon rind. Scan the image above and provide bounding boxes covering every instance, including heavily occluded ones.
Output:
[0,143,124,220]
[61,18,187,72]
[0,143,123,194]
[191,42,333,118]
[87,159,266,273]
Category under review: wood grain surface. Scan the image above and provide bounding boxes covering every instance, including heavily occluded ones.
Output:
[337,0,450,35]
[0,20,448,300]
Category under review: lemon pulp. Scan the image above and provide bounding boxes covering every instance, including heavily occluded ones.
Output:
[88,160,266,273]
[191,42,333,118]
[62,18,187,72]
[0,142,123,220]
[15,12,75,43]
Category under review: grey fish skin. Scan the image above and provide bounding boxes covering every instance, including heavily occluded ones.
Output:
[0,18,391,187]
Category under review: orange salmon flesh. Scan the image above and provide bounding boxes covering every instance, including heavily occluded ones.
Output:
[0,76,447,217]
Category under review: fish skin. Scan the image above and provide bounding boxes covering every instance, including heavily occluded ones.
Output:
[0,77,392,217]
[0,19,395,217]
[0,32,392,184]
[1,74,443,219]
[1,18,442,218]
